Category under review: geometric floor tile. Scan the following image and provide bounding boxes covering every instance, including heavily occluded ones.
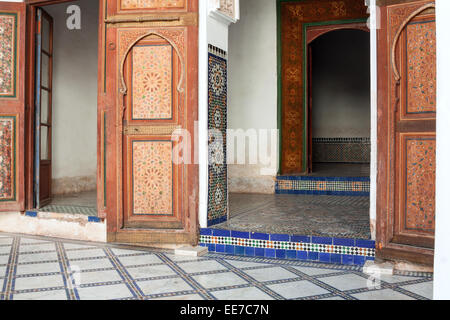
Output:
[19,243,56,253]
[400,282,433,300]
[318,273,372,291]
[318,296,346,300]
[0,255,9,265]
[192,272,248,289]
[291,265,343,276]
[136,277,193,296]
[149,293,205,300]
[12,289,68,300]
[76,283,134,300]
[0,232,434,300]
[63,243,98,250]
[177,260,228,274]
[0,265,6,278]
[165,254,205,263]
[126,264,176,280]
[267,280,330,299]
[350,289,416,300]
[242,267,298,282]
[77,270,122,285]
[18,252,59,264]
[110,248,149,256]
[20,238,52,244]
[0,237,13,245]
[67,258,114,271]
[377,274,420,284]
[65,249,107,260]
[210,286,275,300]
[0,246,11,254]
[14,274,65,291]
[224,259,272,269]
[16,262,61,275]
[166,253,204,262]
[116,254,162,267]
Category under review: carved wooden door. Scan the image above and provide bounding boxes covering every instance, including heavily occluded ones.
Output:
[377,0,436,265]
[0,2,26,212]
[103,0,198,245]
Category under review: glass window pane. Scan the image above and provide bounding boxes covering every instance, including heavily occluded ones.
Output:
[40,126,49,160]
[42,17,50,53]
[41,89,49,124]
[41,53,50,88]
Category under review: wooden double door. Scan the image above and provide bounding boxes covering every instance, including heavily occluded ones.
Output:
[0,0,199,246]
[377,0,437,265]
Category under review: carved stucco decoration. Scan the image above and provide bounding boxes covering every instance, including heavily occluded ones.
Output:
[218,0,235,18]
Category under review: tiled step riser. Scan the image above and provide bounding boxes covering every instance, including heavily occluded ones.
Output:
[200,228,375,266]
[276,176,370,196]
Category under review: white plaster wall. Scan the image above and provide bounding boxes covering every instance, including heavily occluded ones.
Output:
[434,0,450,300]
[228,0,278,193]
[44,0,98,193]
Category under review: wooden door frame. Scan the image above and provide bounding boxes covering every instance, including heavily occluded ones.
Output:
[24,0,104,215]
[305,22,369,174]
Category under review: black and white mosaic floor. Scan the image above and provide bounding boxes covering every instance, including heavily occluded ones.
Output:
[214,193,371,239]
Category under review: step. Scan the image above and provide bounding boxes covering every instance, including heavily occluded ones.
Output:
[276,175,370,196]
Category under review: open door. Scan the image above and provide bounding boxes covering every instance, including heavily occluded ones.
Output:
[377,0,436,265]
[0,2,26,212]
[34,8,53,208]
[103,0,199,245]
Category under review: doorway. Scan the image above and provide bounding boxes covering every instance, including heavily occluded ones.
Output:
[307,27,370,176]
[223,10,373,241]
[32,0,99,217]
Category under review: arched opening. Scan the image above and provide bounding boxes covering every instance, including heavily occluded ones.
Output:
[308,29,371,176]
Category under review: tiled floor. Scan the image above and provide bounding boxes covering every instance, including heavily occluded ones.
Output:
[39,191,97,216]
[215,193,370,238]
[0,232,433,300]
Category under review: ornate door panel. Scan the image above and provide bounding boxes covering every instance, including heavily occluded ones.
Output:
[377,0,436,265]
[104,0,198,245]
[0,2,25,212]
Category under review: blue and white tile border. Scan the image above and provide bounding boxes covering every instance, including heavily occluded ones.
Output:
[276,176,370,196]
[200,228,375,266]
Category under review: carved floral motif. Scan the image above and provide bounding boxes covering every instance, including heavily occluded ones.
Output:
[0,14,16,97]
[0,117,15,200]
[406,21,436,113]
[405,138,435,231]
[132,45,173,119]
[133,141,173,215]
